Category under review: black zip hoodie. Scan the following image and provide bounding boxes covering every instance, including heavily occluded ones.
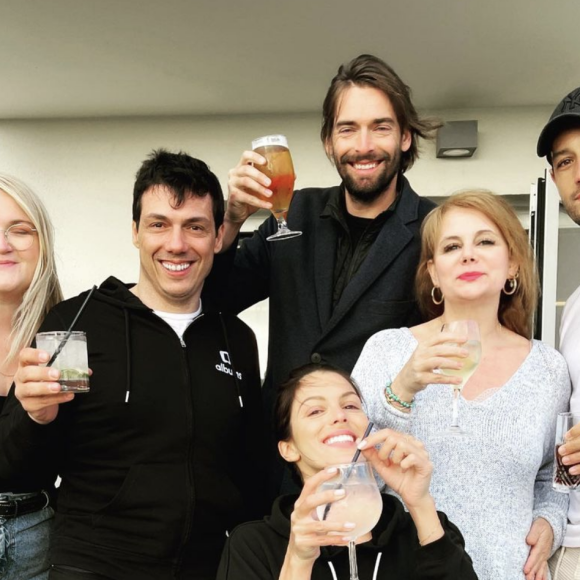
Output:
[217,493,478,580]
[0,277,268,579]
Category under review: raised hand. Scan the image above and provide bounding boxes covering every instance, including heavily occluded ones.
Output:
[358,428,432,509]
[391,330,468,401]
[225,151,273,225]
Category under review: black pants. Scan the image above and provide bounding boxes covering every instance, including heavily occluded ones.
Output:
[49,566,113,580]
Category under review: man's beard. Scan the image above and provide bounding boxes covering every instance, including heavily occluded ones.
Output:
[335,148,403,204]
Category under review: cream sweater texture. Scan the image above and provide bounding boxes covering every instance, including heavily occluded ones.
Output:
[353,328,571,580]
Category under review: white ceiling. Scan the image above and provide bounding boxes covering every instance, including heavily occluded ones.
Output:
[1,0,579,119]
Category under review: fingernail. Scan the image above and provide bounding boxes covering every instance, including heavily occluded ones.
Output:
[357,440,368,450]
[326,467,338,474]
[38,351,49,362]
[334,489,345,497]
[48,369,60,380]
[559,445,567,455]
[48,384,61,393]
[344,522,356,529]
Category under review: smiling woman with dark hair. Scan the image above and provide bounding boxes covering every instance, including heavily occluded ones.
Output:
[217,363,476,580]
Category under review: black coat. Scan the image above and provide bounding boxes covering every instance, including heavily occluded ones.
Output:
[217,493,478,580]
[0,277,267,580]
[206,179,435,411]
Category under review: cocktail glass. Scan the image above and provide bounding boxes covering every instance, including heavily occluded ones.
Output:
[316,461,382,580]
[36,331,90,393]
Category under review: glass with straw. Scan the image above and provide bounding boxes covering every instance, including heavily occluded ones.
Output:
[316,423,381,580]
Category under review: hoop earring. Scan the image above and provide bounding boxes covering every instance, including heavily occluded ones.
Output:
[431,286,444,305]
[503,277,518,296]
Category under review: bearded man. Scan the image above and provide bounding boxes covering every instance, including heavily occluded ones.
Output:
[206,56,438,489]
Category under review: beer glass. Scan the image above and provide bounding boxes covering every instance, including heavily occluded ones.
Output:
[439,320,481,435]
[251,134,302,241]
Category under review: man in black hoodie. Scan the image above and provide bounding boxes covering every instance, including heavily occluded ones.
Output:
[0,150,267,580]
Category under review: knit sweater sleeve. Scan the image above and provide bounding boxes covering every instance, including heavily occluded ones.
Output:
[352,328,417,434]
[530,342,571,555]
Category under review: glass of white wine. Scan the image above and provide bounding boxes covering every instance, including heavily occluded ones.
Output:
[439,320,481,435]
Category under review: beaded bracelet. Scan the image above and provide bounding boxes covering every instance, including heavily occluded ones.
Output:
[384,383,415,410]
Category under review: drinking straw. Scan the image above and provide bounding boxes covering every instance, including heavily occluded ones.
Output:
[322,422,374,521]
[46,285,97,368]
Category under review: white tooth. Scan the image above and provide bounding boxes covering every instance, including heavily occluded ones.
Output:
[162,262,190,272]
[354,162,377,170]
[326,435,354,445]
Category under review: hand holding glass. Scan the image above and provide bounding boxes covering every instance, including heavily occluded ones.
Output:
[316,461,382,580]
[36,331,90,393]
[251,134,301,241]
[553,412,580,493]
[439,320,481,435]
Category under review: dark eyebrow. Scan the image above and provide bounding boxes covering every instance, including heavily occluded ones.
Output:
[297,390,361,410]
[144,213,211,225]
[552,147,574,161]
[335,117,395,128]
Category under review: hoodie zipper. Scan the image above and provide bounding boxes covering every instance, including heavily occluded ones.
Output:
[171,314,204,576]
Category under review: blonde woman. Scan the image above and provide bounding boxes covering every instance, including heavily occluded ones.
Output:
[0,174,62,579]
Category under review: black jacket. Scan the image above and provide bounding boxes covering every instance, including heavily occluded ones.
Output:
[206,179,435,414]
[217,494,478,580]
[0,277,267,580]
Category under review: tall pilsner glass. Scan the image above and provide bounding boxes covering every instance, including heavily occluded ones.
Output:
[251,134,302,241]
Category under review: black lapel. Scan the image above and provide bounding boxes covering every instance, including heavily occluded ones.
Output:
[321,177,420,335]
[313,213,338,330]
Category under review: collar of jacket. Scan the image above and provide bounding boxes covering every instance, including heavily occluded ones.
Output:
[319,174,414,232]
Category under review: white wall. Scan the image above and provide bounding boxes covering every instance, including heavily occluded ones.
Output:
[0,106,552,297]
[0,106,555,372]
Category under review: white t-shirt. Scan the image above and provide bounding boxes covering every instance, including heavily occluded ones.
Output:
[154,301,202,339]
[560,285,580,547]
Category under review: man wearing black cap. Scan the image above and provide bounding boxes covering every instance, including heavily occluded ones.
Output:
[538,87,580,579]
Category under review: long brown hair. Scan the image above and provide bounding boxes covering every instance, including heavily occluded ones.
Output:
[320,54,441,173]
[415,190,538,338]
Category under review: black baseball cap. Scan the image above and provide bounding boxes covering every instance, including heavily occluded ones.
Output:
[537,87,580,158]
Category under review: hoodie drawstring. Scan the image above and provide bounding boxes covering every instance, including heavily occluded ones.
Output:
[218,312,244,409]
[327,561,338,580]
[372,552,382,580]
[123,309,132,403]
[327,551,382,579]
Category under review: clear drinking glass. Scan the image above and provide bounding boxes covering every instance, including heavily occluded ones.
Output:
[553,412,580,493]
[36,331,90,393]
[251,134,302,241]
[439,320,481,435]
[316,461,382,580]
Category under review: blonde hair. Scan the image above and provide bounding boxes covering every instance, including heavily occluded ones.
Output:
[415,190,538,338]
[0,174,63,364]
